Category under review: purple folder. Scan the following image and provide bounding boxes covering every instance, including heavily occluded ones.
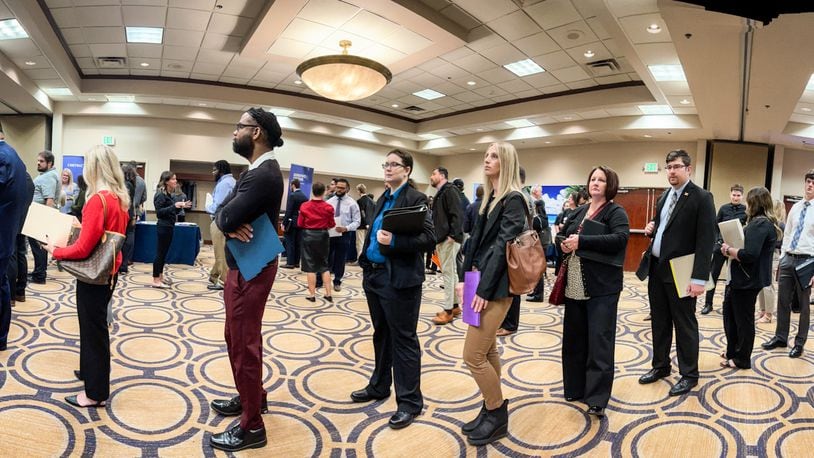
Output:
[462,271,481,327]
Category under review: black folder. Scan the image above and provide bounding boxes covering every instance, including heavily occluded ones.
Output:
[382,204,427,234]
[795,258,814,288]
[576,218,626,267]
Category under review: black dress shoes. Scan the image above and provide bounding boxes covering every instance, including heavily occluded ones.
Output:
[210,395,268,416]
[389,411,417,429]
[565,396,582,402]
[700,304,712,315]
[789,345,804,358]
[350,388,389,403]
[638,368,671,384]
[210,425,267,452]
[74,370,83,381]
[281,264,297,269]
[762,337,788,350]
[668,377,698,396]
[587,406,605,417]
[206,283,224,291]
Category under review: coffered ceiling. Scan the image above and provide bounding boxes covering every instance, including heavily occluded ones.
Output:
[0,0,813,155]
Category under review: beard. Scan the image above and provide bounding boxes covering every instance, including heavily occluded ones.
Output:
[232,136,253,160]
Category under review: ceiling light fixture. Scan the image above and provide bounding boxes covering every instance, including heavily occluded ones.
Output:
[293,80,302,85]
[647,24,662,34]
[802,107,812,112]
[643,134,653,138]
[0,19,28,40]
[125,27,163,44]
[391,103,399,108]
[638,104,673,114]
[544,141,552,144]
[584,50,595,58]
[648,65,686,82]
[679,99,691,105]
[296,40,392,102]
[24,60,36,66]
[467,81,476,86]
[413,89,445,100]
[140,62,150,67]
[504,58,545,77]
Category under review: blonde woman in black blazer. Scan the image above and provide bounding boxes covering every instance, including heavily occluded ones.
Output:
[455,142,527,446]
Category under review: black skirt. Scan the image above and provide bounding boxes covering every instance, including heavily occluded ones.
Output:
[301,229,330,273]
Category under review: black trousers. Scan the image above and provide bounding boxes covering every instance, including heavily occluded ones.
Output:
[10,234,27,297]
[153,225,174,278]
[328,232,350,286]
[76,276,117,400]
[284,227,301,266]
[722,286,759,368]
[705,250,727,306]
[0,256,10,349]
[28,236,47,281]
[648,260,700,380]
[775,254,811,346]
[562,293,619,408]
[347,230,357,262]
[425,250,436,271]
[500,295,521,331]
[363,268,423,414]
[121,223,135,273]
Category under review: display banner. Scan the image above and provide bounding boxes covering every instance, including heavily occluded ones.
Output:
[62,155,85,183]
[288,163,314,199]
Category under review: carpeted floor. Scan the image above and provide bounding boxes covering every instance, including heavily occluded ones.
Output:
[2,246,813,457]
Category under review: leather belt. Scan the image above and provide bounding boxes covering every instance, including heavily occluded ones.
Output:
[786,253,811,258]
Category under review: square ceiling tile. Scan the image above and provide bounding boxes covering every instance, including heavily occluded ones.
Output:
[440,4,481,32]
[515,88,541,98]
[209,13,253,36]
[201,33,242,51]
[479,66,516,84]
[343,10,399,41]
[0,39,40,58]
[75,6,124,27]
[169,0,214,10]
[127,43,163,58]
[162,59,192,71]
[162,45,198,60]
[25,68,60,80]
[218,0,265,17]
[122,5,166,27]
[540,83,568,94]
[522,71,560,87]
[525,0,582,30]
[129,57,161,68]
[548,20,599,49]
[280,18,335,46]
[61,28,85,44]
[466,26,505,53]
[221,64,260,79]
[82,27,125,44]
[360,44,406,66]
[577,109,610,119]
[89,43,127,57]
[441,46,474,62]
[453,53,496,73]
[498,78,534,93]
[252,69,287,82]
[454,0,518,23]
[487,10,541,41]
[533,50,575,71]
[267,38,313,59]
[166,7,211,31]
[164,28,204,47]
[51,8,79,28]
[514,31,561,56]
[586,17,611,40]
[479,42,526,66]
[191,61,226,75]
[298,0,360,28]
[551,65,590,82]
[196,48,235,64]
[473,85,508,98]
[424,61,468,80]
[379,27,432,54]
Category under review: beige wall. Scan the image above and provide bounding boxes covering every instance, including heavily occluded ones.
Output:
[439,141,698,200]
[0,115,48,171]
[707,142,770,209]
[60,115,436,210]
[780,148,814,197]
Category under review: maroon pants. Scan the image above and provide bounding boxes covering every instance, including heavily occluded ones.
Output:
[224,262,277,430]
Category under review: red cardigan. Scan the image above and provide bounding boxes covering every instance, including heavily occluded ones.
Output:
[298,199,336,230]
[53,191,129,273]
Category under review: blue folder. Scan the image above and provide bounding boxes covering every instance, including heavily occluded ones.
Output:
[226,214,285,281]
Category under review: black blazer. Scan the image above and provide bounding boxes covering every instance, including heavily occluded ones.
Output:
[460,191,526,301]
[154,190,180,227]
[284,188,307,230]
[358,184,435,289]
[563,202,630,297]
[730,217,777,289]
[640,180,716,282]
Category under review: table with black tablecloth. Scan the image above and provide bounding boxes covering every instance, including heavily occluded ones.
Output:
[133,221,201,265]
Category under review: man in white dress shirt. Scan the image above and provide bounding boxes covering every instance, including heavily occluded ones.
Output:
[326,178,361,291]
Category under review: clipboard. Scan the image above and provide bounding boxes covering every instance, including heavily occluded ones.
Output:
[576,218,625,267]
[669,253,714,298]
[226,214,285,281]
[382,204,427,234]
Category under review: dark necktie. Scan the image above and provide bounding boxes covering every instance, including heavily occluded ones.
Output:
[665,190,678,223]
[335,195,342,217]
[790,201,810,251]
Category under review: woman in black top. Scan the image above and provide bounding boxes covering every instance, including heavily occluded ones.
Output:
[152,171,190,288]
[720,186,781,369]
[120,164,137,274]
[455,142,526,446]
[559,166,629,418]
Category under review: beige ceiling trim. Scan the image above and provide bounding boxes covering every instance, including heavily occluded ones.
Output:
[240,0,306,60]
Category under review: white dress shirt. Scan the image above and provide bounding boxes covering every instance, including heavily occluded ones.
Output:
[782,197,814,256]
[327,194,361,232]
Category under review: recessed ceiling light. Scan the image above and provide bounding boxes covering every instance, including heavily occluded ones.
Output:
[294,80,302,85]
[648,65,686,82]
[563,116,573,120]
[467,81,476,86]
[583,50,595,58]
[139,62,150,67]
[125,27,163,44]
[44,87,72,96]
[503,58,545,77]
[106,95,135,102]
[476,128,484,131]
[506,119,534,128]
[647,24,662,34]
[24,60,36,66]
[544,141,552,144]
[391,103,399,108]
[643,134,653,138]
[469,148,476,151]
[679,99,691,105]
[413,89,445,100]
[806,74,814,91]
[639,105,673,114]
[802,107,812,112]
[0,19,29,40]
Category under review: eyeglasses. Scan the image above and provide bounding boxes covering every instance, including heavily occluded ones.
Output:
[381,162,405,170]
[235,122,259,131]
[664,164,687,171]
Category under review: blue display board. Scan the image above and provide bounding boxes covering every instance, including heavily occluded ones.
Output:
[62,155,85,183]
[289,163,314,199]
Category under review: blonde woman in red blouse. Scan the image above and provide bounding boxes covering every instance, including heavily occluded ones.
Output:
[44,145,129,408]
[297,181,336,302]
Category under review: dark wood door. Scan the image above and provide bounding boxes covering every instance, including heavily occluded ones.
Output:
[614,187,666,272]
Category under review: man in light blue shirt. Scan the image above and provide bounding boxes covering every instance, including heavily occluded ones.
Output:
[326,178,360,291]
[28,150,61,284]
[206,160,236,290]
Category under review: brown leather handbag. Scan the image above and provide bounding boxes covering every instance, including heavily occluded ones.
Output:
[60,194,126,285]
[506,196,546,295]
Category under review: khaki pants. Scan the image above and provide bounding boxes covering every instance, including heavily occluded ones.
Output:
[437,239,460,308]
[209,219,228,285]
[463,296,512,410]
[758,284,776,314]
[356,228,367,258]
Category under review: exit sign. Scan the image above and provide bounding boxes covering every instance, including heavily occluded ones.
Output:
[102,135,115,146]
[643,162,659,173]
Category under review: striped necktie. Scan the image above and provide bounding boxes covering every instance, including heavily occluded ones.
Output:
[790,201,810,251]
[664,190,678,223]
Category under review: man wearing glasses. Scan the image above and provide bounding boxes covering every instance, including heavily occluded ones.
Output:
[637,149,715,396]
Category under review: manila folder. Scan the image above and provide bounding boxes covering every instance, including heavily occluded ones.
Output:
[718,219,744,249]
[22,202,75,247]
[669,253,714,298]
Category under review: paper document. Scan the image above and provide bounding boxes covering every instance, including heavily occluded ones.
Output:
[718,219,744,249]
[22,202,75,247]
[669,254,714,298]
[226,214,285,281]
[205,193,214,211]
[462,271,481,327]
[328,217,342,237]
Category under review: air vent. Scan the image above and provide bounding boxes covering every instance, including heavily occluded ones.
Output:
[404,105,424,112]
[96,57,126,68]
[586,58,621,76]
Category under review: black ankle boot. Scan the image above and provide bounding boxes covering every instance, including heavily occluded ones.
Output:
[467,399,508,446]
[462,402,487,435]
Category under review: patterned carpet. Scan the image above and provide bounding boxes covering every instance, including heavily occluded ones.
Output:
[2,246,814,457]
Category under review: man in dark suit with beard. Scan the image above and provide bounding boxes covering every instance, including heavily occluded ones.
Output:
[638,149,715,396]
